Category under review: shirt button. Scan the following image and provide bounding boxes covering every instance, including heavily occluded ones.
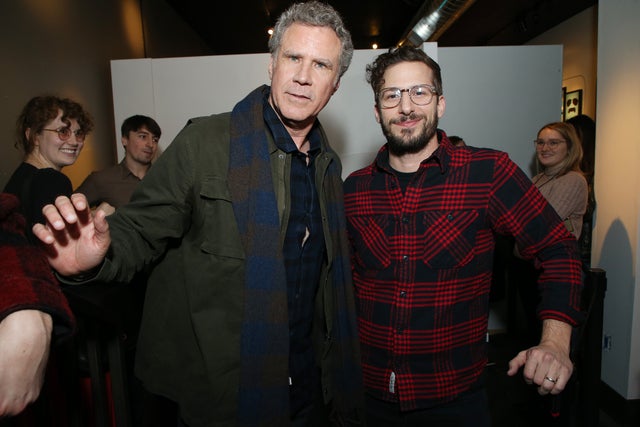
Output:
[402,255,409,262]
[402,217,409,224]
[447,213,454,220]
[400,291,407,297]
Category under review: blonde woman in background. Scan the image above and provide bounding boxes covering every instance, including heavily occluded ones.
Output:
[510,121,588,345]
[532,122,588,238]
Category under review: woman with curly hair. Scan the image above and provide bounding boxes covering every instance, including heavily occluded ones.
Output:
[4,95,93,242]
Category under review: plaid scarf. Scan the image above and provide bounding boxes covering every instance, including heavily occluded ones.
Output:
[229,86,364,426]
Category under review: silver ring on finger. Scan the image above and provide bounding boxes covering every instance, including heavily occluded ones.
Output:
[544,376,557,384]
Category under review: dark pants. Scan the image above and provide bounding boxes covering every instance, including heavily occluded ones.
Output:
[176,387,330,427]
[365,388,491,427]
[290,397,330,427]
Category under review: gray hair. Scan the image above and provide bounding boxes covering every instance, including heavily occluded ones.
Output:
[268,1,353,77]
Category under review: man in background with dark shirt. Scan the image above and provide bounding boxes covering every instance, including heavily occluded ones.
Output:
[76,115,161,213]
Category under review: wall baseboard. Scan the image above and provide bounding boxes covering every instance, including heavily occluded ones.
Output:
[599,381,640,426]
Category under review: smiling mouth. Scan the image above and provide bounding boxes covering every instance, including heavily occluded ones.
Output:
[393,114,422,127]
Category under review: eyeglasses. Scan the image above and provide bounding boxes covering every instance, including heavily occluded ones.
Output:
[378,84,438,109]
[42,127,87,142]
[534,139,566,149]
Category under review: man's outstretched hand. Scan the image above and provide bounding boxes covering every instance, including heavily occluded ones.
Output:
[32,194,111,276]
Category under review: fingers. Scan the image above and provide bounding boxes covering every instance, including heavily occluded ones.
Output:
[32,222,54,244]
[95,202,115,216]
[532,351,571,395]
[92,208,111,244]
[32,195,90,243]
[507,350,526,376]
[36,195,85,230]
[509,345,573,396]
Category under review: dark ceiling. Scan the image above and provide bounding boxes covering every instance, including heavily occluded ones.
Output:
[165,0,596,56]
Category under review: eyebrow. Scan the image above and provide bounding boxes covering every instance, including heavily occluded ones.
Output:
[282,49,335,68]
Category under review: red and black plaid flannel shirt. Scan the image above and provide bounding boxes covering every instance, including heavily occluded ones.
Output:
[344,132,582,411]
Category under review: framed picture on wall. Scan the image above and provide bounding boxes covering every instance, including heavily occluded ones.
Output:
[561,87,567,121]
[564,89,583,120]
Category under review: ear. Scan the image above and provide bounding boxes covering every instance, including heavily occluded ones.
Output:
[436,95,446,119]
[121,135,128,149]
[268,56,274,80]
[332,78,341,94]
[26,128,39,146]
[373,104,381,124]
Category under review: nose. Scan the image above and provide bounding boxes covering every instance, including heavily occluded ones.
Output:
[293,61,312,85]
[398,91,414,114]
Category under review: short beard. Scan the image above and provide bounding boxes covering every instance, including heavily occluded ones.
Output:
[381,112,438,156]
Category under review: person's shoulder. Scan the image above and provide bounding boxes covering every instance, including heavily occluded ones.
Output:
[157,113,232,166]
[31,167,71,186]
[185,112,232,134]
[344,163,376,188]
[20,168,72,202]
[466,145,507,157]
[450,145,511,166]
[76,166,114,190]
[169,113,232,150]
[561,170,588,186]
[90,164,121,178]
[6,162,36,181]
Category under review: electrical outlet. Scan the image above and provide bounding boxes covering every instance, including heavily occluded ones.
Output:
[603,334,612,351]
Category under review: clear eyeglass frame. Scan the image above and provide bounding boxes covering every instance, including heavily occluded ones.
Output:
[534,139,566,149]
[42,127,87,142]
[378,84,438,109]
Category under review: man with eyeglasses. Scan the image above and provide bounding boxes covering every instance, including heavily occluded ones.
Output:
[76,115,162,214]
[344,46,583,426]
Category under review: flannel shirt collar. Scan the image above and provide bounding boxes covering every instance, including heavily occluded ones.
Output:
[374,129,452,175]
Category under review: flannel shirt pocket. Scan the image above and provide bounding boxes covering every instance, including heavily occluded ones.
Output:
[421,209,479,269]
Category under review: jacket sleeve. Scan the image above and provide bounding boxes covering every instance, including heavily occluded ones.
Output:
[96,117,213,284]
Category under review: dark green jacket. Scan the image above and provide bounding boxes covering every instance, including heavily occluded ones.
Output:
[93,110,362,426]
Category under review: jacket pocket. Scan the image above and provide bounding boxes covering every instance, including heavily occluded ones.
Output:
[198,176,244,259]
[421,210,478,269]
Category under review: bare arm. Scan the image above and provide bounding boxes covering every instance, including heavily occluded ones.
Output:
[32,194,111,276]
[0,310,53,416]
[506,318,573,395]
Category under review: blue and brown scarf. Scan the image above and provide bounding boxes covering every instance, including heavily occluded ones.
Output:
[228,86,364,426]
